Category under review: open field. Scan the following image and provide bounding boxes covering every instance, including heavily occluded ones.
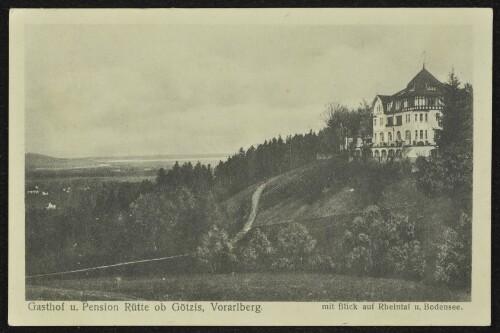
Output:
[27,273,470,302]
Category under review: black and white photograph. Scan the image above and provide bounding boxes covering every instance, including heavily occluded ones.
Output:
[8,8,492,326]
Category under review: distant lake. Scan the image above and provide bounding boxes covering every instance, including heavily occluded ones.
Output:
[29,155,230,174]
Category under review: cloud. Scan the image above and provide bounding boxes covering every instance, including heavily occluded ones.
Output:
[24,24,472,157]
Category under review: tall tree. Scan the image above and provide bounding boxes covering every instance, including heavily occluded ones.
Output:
[436,70,473,153]
[416,69,473,214]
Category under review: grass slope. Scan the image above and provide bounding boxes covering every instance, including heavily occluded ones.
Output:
[223,161,453,240]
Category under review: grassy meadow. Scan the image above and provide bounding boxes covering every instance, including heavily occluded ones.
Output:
[27,273,469,302]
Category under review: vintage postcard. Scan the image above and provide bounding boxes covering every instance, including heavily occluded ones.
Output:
[9,8,492,326]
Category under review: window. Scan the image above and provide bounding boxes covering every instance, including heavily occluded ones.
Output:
[405,130,411,143]
[420,130,424,139]
[415,97,423,107]
[425,113,428,122]
[396,131,401,141]
[415,114,418,121]
[388,132,392,142]
[380,133,384,142]
[420,113,423,122]
[403,99,408,108]
[387,117,394,126]
[414,96,430,108]
[415,130,418,140]
[425,130,428,139]
[373,118,376,126]
[380,117,384,126]
[435,113,442,127]
[426,84,436,91]
[396,115,402,126]
[374,133,377,142]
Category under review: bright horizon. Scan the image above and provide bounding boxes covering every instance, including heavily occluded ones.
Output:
[25,24,472,158]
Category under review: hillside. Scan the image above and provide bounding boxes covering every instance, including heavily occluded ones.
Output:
[25,153,97,170]
[223,160,454,256]
[26,153,65,168]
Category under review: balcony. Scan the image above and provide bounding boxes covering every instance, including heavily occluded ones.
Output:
[387,105,443,113]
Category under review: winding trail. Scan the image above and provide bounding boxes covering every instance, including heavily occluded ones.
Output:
[232,178,274,243]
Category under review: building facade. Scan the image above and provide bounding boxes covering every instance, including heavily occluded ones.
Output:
[369,66,444,160]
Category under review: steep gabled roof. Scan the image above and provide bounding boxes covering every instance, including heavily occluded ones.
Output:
[372,95,391,113]
[372,66,445,114]
[398,67,444,97]
[406,67,442,89]
[377,95,392,104]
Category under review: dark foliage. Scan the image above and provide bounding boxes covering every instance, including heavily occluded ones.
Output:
[434,212,472,288]
[416,70,473,215]
[341,205,426,280]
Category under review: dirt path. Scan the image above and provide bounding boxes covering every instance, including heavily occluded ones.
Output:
[233,178,274,243]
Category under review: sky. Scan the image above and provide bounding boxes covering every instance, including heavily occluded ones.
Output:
[25,24,473,158]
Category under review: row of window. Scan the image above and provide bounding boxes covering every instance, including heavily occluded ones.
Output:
[374,112,429,126]
[374,130,430,143]
[385,96,443,111]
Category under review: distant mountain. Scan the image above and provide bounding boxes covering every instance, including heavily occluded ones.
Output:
[25,153,96,170]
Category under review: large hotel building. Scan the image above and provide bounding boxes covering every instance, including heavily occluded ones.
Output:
[368,66,444,159]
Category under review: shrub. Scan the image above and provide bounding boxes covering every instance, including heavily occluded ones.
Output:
[196,226,236,273]
[386,240,426,279]
[342,205,426,279]
[307,252,336,272]
[346,246,373,274]
[236,228,274,271]
[434,212,471,287]
[272,223,316,271]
